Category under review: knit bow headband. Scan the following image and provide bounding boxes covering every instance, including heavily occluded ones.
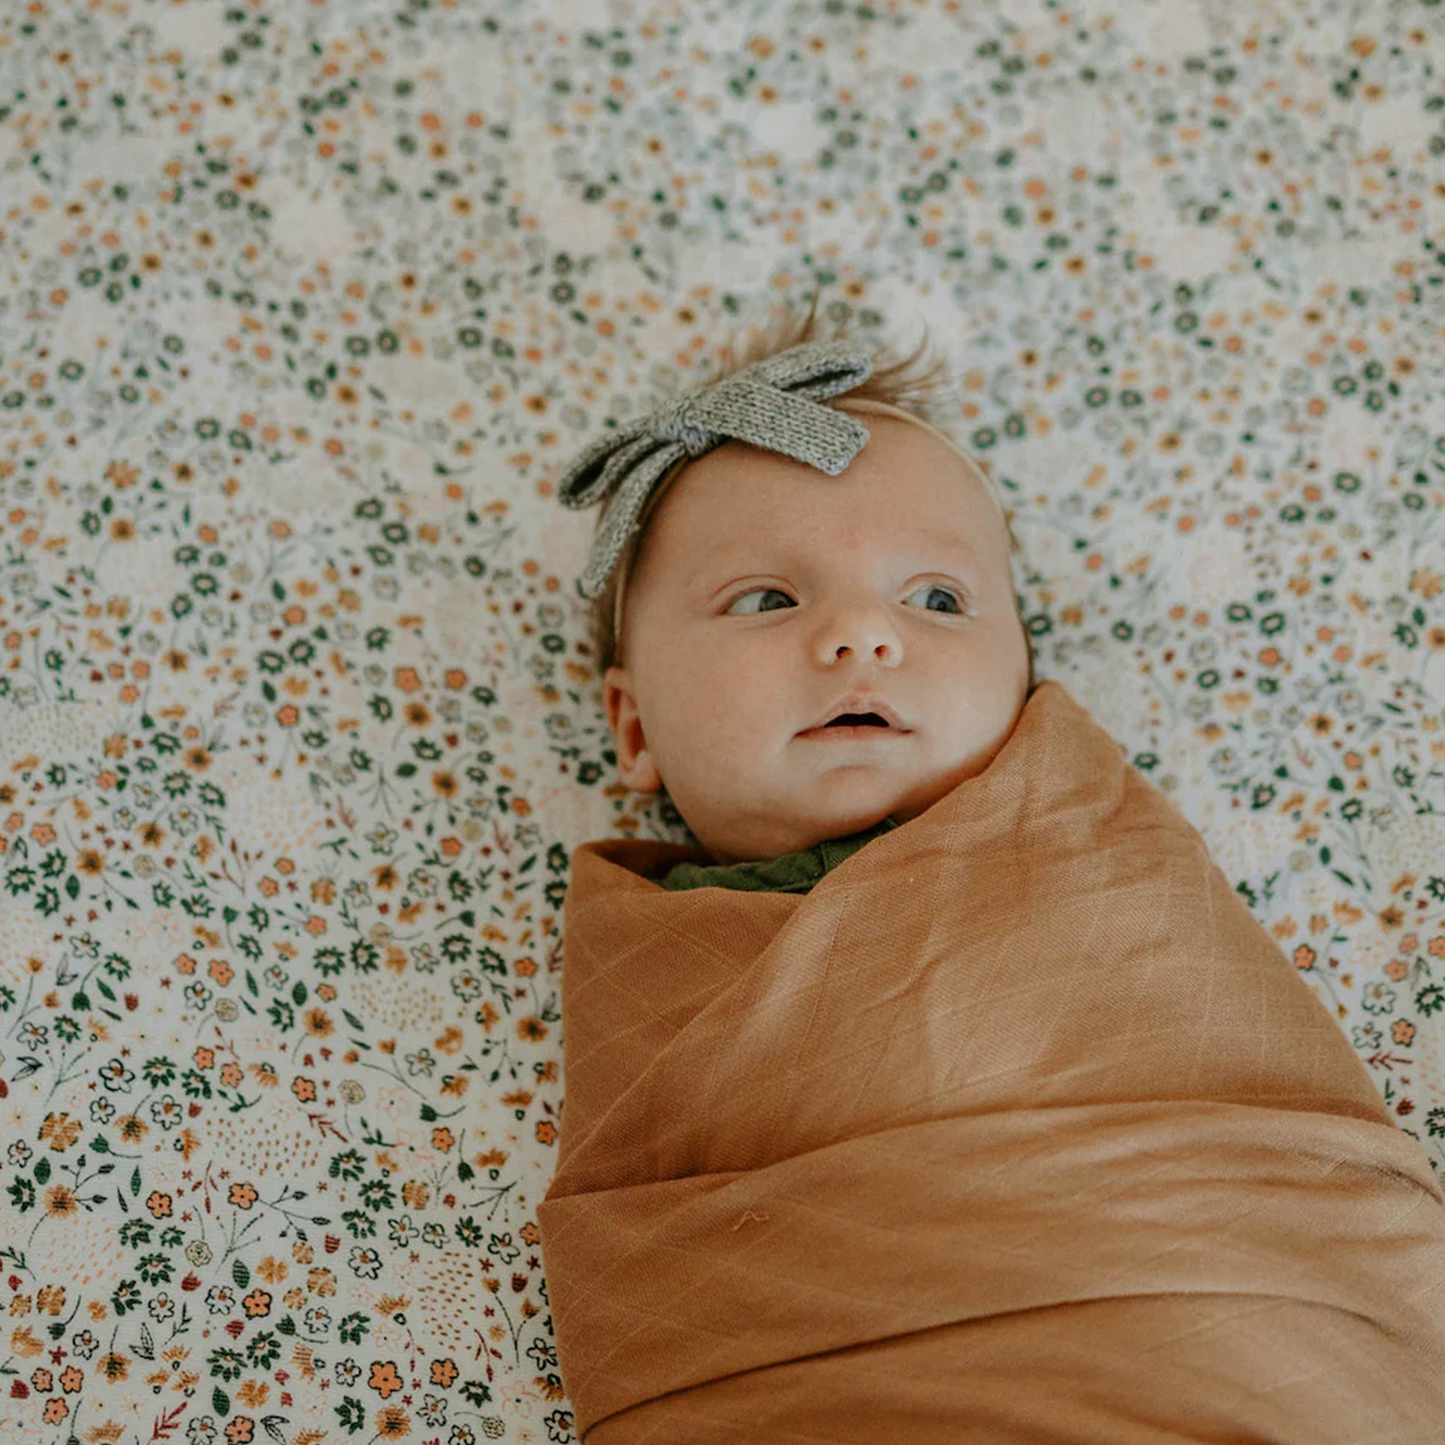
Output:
[555,339,878,601]
[555,336,1007,622]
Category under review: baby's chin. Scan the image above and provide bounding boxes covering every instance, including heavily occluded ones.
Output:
[684,767,966,864]
[786,772,955,844]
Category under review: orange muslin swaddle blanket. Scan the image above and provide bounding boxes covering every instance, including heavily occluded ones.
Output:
[537,679,1445,1443]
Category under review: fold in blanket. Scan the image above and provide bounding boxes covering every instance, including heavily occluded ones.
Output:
[537,679,1445,1444]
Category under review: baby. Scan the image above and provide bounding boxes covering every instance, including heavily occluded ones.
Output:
[539,300,1445,1444]
[567,298,1037,876]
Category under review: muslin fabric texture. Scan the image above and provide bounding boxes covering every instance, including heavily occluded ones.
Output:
[537,679,1445,1443]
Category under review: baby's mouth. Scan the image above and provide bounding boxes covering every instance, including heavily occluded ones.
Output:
[825,712,891,729]
[802,697,910,734]
[797,711,910,741]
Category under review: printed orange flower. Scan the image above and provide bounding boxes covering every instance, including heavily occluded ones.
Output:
[39,1112,81,1151]
[242,1288,272,1318]
[368,1360,403,1399]
[146,1191,173,1219]
[224,1416,255,1444]
[306,1267,336,1297]
[42,1398,69,1424]
[236,1379,270,1408]
[59,1364,82,1393]
[291,1076,317,1103]
[429,1357,458,1388]
[257,1248,287,1283]
[116,1113,147,1144]
[44,1185,78,1217]
[375,1405,410,1439]
[229,1181,259,1210]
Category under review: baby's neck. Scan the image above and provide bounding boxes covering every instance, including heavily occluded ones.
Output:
[701,813,897,868]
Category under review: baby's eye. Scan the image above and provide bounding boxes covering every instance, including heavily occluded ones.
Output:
[725,587,796,615]
[903,582,966,615]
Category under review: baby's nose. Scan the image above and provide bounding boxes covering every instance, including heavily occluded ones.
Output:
[817,613,901,666]
[831,640,895,661]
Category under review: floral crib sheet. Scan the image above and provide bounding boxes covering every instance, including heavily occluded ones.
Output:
[3,0,1445,1442]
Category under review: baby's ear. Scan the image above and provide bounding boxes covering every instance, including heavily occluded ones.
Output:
[602,666,662,793]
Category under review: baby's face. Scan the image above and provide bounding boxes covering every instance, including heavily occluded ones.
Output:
[603,414,1032,865]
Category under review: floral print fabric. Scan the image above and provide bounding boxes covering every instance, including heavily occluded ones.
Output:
[2,1,1444,1442]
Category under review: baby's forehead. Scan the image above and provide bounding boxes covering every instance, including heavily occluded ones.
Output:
[645,482,1002,605]
[662,423,1001,546]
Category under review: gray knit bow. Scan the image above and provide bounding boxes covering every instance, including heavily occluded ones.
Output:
[556,339,876,599]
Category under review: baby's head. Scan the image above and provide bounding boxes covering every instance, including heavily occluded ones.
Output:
[584,302,1036,866]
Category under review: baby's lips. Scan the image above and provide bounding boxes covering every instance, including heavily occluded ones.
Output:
[803,695,909,731]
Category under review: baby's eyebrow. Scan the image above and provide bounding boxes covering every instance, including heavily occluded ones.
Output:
[911,530,981,561]
[704,531,982,570]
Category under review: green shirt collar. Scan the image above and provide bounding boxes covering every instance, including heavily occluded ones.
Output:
[659,816,899,894]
